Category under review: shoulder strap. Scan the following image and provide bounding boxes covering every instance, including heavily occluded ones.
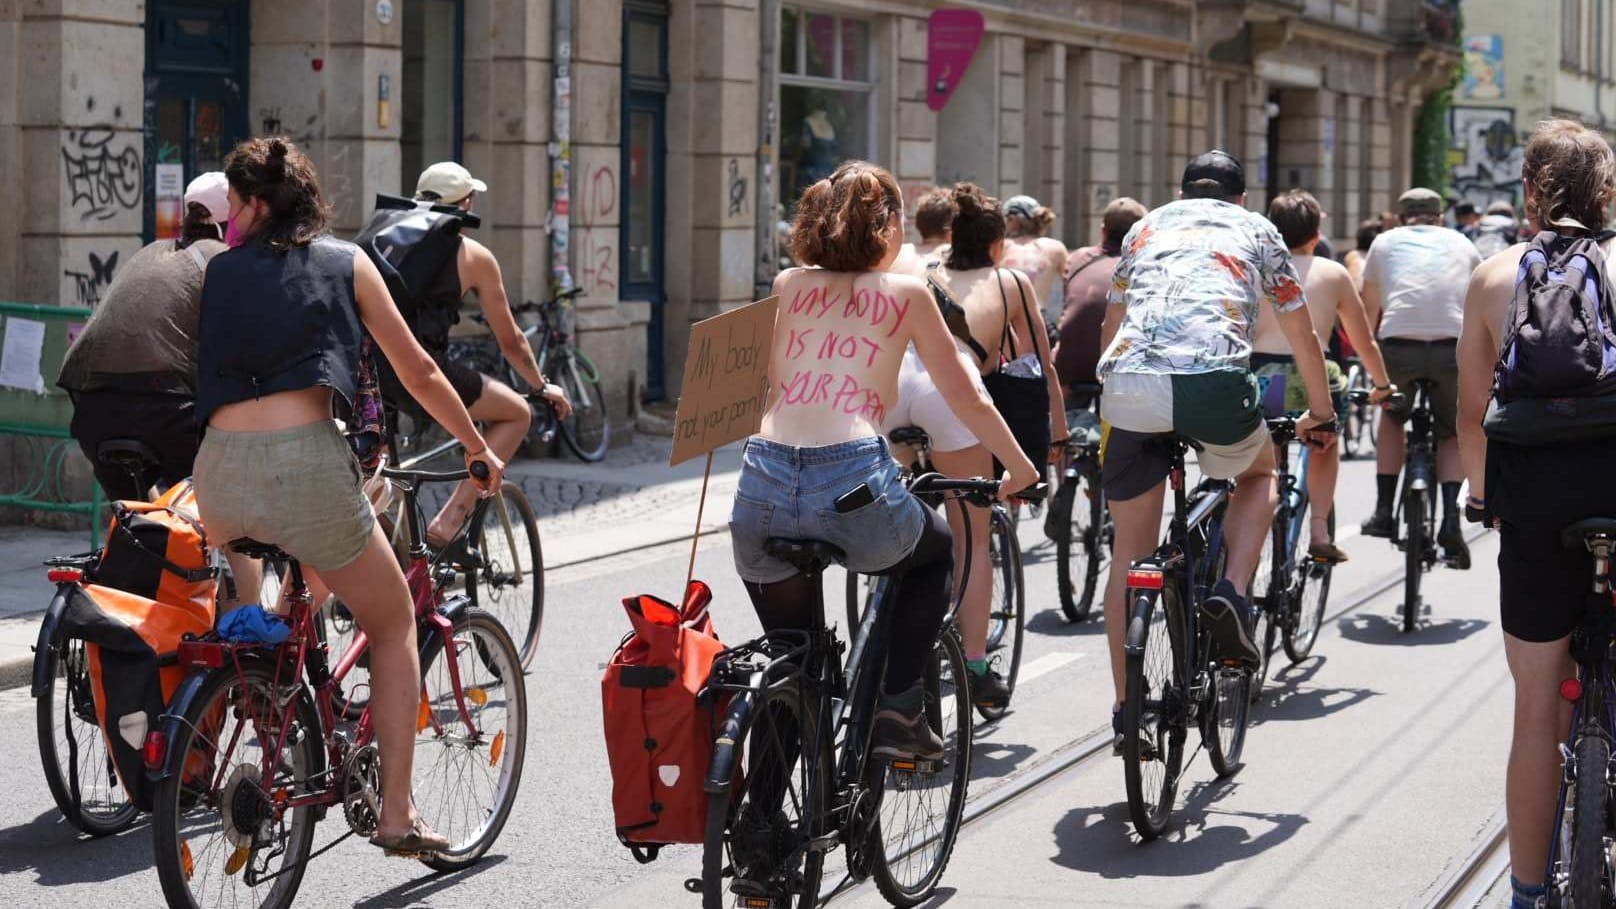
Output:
[186,245,208,273]
[925,266,991,363]
[999,268,1043,362]
[994,269,1017,359]
[1062,249,1107,285]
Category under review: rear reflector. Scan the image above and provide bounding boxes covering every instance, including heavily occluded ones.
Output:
[1127,569,1165,590]
[177,640,226,669]
[46,568,82,584]
[143,730,167,770]
[1561,678,1584,702]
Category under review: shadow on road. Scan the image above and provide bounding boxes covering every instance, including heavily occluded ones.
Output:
[0,807,153,886]
[896,884,958,908]
[352,853,510,909]
[969,741,1035,781]
[1050,780,1308,878]
[1334,613,1490,647]
[1250,655,1381,723]
[1024,609,1105,638]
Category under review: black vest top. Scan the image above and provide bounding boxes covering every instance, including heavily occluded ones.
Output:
[197,236,364,425]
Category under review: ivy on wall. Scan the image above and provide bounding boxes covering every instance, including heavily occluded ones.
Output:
[1411,2,1464,194]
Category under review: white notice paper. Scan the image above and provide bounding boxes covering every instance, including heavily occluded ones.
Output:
[0,317,47,394]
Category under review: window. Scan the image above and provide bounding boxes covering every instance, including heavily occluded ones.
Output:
[1564,0,1584,71]
[402,0,462,192]
[778,6,874,212]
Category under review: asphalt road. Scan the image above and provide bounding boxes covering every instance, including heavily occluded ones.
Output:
[0,456,1511,909]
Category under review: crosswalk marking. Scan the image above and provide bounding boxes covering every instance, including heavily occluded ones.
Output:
[1018,651,1083,685]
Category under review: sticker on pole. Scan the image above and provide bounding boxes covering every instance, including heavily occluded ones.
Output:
[670,297,778,467]
[927,9,985,112]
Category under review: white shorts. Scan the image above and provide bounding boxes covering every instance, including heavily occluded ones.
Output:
[882,345,980,453]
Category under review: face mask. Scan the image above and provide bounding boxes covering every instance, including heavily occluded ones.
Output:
[224,204,251,248]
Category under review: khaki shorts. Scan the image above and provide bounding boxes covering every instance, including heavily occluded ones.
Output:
[194,420,375,573]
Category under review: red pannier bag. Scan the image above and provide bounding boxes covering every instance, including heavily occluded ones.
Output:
[602,580,727,862]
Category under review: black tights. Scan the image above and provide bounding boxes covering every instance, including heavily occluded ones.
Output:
[743,504,954,695]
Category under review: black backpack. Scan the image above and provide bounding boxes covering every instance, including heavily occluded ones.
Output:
[352,193,480,331]
[1484,229,1616,444]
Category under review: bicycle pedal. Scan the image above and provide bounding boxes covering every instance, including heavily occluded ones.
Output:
[734,897,786,909]
[887,757,941,774]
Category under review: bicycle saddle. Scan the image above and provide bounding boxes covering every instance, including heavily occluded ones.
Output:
[764,538,846,573]
[889,426,930,447]
[229,538,293,562]
[1562,518,1616,551]
[96,438,160,469]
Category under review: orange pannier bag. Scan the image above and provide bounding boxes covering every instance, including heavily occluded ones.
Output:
[94,479,216,609]
[602,580,727,861]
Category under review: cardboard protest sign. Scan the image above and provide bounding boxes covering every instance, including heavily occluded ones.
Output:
[670,296,778,467]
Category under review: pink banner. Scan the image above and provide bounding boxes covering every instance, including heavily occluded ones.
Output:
[927,9,985,112]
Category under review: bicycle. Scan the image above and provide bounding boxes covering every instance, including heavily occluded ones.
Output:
[1049,386,1111,623]
[148,460,528,909]
[1354,380,1460,633]
[461,286,609,462]
[850,426,1025,722]
[698,474,1003,908]
[1119,437,1254,840]
[1249,416,1335,704]
[1530,517,1616,908]
[1342,358,1378,459]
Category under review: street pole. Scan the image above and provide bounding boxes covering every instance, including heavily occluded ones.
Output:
[755,0,780,298]
[550,0,576,293]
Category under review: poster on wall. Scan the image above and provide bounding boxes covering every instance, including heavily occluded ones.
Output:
[154,164,184,240]
[927,10,985,112]
[1462,36,1504,101]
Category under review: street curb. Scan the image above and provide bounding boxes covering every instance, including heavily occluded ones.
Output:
[0,650,34,695]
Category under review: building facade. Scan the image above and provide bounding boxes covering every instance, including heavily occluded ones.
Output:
[0,0,1459,429]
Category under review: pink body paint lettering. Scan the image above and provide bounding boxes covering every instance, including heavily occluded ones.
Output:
[786,327,813,358]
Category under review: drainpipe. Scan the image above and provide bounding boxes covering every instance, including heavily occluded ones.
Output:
[1599,0,1608,132]
[755,0,780,298]
[550,0,576,292]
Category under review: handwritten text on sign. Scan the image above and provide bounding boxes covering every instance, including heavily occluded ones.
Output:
[670,296,779,466]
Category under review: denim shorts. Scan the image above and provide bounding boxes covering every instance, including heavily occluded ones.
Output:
[729,436,927,584]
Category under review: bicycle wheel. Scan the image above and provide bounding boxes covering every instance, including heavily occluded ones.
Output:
[153,660,321,909]
[1284,510,1334,663]
[1122,590,1185,840]
[556,352,610,462]
[1402,487,1426,633]
[1567,733,1612,909]
[978,510,1024,722]
[984,508,1018,653]
[1056,471,1105,623]
[1206,662,1252,778]
[35,636,137,835]
[413,607,529,871]
[873,627,972,905]
[466,486,545,669]
[701,679,827,909]
[1248,522,1285,706]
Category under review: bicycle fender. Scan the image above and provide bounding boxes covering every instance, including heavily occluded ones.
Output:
[152,669,213,784]
[30,586,77,698]
[705,685,757,794]
[1123,593,1156,656]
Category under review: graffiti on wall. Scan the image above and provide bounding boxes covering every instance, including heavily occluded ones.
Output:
[1462,36,1505,101]
[62,129,142,221]
[577,163,619,297]
[1449,106,1523,208]
[63,251,119,308]
[728,158,749,218]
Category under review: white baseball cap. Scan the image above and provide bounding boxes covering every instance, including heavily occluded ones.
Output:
[415,162,487,202]
[184,171,230,224]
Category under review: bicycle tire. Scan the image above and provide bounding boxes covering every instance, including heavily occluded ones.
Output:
[466,486,545,670]
[873,627,972,905]
[1206,662,1251,778]
[153,660,321,909]
[35,636,138,836]
[414,608,529,871]
[984,509,1017,652]
[1056,471,1105,623]
[1122,590,1184,840]
[1403,487,1426,633]
[1567,733,1612,909]
[557,352,610,462]
[1284,510,1334,663]
[977,510,1025,721]
[1248,518,1286,706]
[701,679,828,909]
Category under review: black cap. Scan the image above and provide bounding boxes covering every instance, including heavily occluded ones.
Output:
[1181,150,1246,197]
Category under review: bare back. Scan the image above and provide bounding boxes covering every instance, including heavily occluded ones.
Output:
[1252,254,1347,354]
[761,267,930,446]
[932,265,1035,376]
[1000,236,1067,320]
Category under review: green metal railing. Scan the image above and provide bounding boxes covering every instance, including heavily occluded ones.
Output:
[0,302,100,546]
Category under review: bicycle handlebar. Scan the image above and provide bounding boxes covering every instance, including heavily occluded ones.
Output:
[909,474,1048,505]
[1348,389,1407,408]
[381,459,490,484]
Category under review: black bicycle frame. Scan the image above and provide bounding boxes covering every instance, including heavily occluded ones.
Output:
[1394,380,1436,546]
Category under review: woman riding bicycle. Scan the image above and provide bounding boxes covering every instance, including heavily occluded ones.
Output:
[887,183,1066,706]
[731,161,1036,760]
[194,137,505,856]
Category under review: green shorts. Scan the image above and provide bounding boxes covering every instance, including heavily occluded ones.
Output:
[1251,353,1347,419]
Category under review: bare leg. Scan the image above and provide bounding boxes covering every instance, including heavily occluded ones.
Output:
[1307,442,1341,544]
[312,522,433,837]
[1376,412,1405,477]
[426,378,531,547]
[932,444,994,661]
[1103,481,1167,707]
[1503,634,1576,888]
[1436,433,1464,484]
[219,552,264,613]
[1221,441,1278,596]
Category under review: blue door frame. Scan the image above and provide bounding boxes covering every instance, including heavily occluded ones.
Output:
[622,0,669,401]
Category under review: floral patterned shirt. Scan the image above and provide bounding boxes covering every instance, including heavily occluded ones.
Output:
[1098,198,1306,376]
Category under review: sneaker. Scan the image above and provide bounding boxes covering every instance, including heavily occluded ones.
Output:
[1112,706,1159,760]
[1202,580,1260,668]
[966,664,1012,710]
[870,698,944,762]
[1439,517,1471,569]
[1360,510,1396,539]
[1111,709,1124,757]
